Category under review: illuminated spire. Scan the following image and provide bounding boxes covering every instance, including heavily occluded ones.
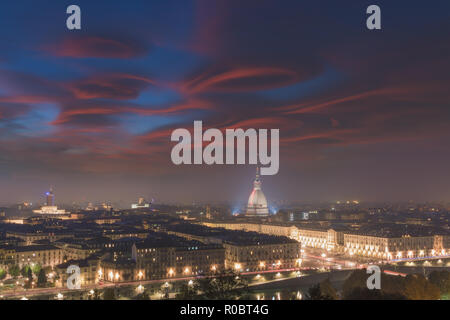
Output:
[246,166,269,216]
[253,166,261,190]
[46,186,55,206]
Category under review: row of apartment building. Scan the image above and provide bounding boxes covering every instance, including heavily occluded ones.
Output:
[1,227,301,288]
[203,222,450,260]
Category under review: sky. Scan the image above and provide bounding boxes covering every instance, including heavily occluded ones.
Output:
[0,0,449,205]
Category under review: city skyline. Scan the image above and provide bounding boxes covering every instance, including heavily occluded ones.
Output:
[1,1,450,305]
[1,1,450,203]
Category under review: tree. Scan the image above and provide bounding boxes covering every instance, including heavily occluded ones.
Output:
[379,273,406,296]
[37,269,47,288]
[196,270,249,300]
[8,265,20,278]
[90,289,101,300]
[176,281,199,300]
[307,278,338,300]
[21,265,31,278]
[342,269,368,297]
[24,267,33,289]
[32,264,42,276]
[0,268,6,280]
[135,290,151,300]
[428,270,450,297]
[103,288,116,300]
[343,287,406,300]
[342,269,442,300]
[403,274,440,300]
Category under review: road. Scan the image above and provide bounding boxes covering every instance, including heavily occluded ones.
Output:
[0,267,304,299]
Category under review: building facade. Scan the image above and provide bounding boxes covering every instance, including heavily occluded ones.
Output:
[203,222,450,261]
[223,241,301,272]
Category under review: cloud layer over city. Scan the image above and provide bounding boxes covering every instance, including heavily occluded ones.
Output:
[0,0,449,204]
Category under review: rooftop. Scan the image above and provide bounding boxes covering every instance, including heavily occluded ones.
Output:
[348,223,450,238]
[165,223,298,245]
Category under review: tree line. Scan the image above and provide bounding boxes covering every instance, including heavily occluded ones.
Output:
[307,269,450,300]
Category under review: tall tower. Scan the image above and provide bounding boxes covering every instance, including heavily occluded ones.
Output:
[246,167,269,216]
[46,187,55,206]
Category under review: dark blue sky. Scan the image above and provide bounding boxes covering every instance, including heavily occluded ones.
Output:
[0,1,449,205]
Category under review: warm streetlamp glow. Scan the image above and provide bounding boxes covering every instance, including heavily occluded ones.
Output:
[184,267,190,274]
[234,263,242,270]
[259,261,265,268]
[211,265,217,271]
[168,268,175,276]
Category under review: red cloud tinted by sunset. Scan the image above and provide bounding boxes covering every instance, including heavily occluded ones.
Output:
[45,36,149,58]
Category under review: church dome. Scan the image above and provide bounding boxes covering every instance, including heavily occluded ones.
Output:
[246,168,269,216]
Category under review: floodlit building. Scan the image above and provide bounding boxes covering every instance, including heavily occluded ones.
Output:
[223,239,301,272]
[246,168,269,217]
[131,197,151,209]
[96,232,225,282]
[163,223,301,272]
[9,245,64,268]
[343,229,449,260]
[203,222,450,260]
[33,187,67,215]
[55,258,99,287]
